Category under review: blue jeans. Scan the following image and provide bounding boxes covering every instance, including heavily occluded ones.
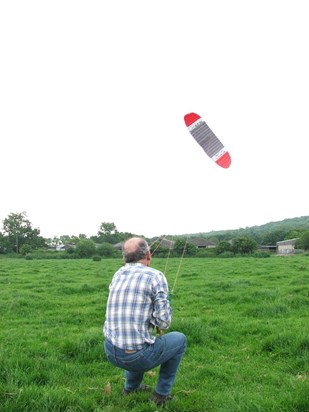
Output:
[104,332,187,396]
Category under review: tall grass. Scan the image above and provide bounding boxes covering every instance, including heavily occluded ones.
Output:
[0,256,308,411]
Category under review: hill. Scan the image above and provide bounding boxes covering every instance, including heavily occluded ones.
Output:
[186,215,309,244]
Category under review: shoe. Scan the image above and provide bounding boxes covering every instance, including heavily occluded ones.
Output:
[149,391,174,405]
[122,384,151,396]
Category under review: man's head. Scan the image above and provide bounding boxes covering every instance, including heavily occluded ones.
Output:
[123,237,151,265]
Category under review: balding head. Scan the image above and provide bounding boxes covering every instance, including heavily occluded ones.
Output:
[123,237,150,263]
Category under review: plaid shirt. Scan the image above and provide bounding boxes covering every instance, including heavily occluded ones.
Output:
[103,263,172,350]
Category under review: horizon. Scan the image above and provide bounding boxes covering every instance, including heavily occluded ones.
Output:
[2,212,308,240]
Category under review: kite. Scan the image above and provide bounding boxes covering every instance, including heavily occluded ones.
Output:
[184,112,231,169]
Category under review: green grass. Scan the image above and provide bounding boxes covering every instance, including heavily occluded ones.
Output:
[0,256,309,411]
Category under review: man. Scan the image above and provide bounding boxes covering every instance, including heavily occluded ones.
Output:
[103,237,187,406]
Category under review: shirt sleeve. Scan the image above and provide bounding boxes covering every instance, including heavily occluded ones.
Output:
[151,273,172,330]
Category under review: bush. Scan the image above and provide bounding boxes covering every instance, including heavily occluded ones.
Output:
[96,243,115,258]
[26,250,64,259]
[75,240,96,258]
[216,241,232,254]
[92,255,101,262]
[195,248,217,258]
[253,251,271,258]
[20,244,33,256]
[232,236,257,254]
[219,251,235,258]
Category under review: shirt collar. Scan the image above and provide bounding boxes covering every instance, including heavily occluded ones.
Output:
[125,262,144,267]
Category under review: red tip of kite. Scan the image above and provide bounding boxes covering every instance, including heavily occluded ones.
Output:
[184,112,201,127]
[216,151,232,168]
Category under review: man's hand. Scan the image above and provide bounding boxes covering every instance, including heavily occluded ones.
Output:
[156,326,163,335]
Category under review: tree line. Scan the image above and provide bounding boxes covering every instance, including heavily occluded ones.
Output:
[0,212,133,257]
[1,212,308,258]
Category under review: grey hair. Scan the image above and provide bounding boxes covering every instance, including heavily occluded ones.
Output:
[123,238,149,263]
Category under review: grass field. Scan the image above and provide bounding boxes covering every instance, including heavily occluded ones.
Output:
[0,256,309,411]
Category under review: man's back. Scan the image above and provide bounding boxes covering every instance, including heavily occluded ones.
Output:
[104,262,171,350]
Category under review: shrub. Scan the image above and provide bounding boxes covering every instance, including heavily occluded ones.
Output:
[253,251,271,258]
[20,244,33,256]
[96,243,115,257]
[26,250,64,259]
[75,240,96,258]
[219,251,234,258]
[196,248,217,258]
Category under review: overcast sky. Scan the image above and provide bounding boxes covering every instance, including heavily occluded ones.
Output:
[1,1,308,240]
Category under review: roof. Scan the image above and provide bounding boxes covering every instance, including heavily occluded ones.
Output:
[276,238,299,245]
[189,238,216,248]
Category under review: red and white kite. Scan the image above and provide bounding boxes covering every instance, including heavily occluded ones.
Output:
[184,112,231,169]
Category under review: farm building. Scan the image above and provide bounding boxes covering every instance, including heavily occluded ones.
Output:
[258,245,277,252]
[157,239,175,249]
[189,238,216,248]
[276,238,298,254]
[151,237,216,249]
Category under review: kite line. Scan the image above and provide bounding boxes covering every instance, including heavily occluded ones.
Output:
[150,235,188,336]
[150,235,188,295]
[171,235,189,295]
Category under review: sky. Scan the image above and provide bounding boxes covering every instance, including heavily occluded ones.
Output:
[1,1,308,240]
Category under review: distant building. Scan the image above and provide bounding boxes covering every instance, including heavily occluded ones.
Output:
[258,245,277,252]
[158,239,175,249]
[114,242,124,250]
[150,237,216,249]
[189,238,216,248]
[276,238,299,254]
[47,243,76,251]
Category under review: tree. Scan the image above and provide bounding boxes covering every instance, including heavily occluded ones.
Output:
[295,231,309,251]
[185,242,197,256]
[151,244,170,258]
[0,232,10,254]
[99,222,117,235]
[2,212,45,253]
[216,241,232,254]
[75,239,96,258]
[173,239,196,257]
[97,222,119,243]
[284,230,302,240]
[261,229,286,245]
[60,235,74,245]
[45,236,62,248]
[78,234,88,239]
[232,236,257,255]
[20,244,33,256]
[97,242,116,257]
[302,231,309,250]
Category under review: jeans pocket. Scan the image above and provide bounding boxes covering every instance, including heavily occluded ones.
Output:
[120,351,154,372]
